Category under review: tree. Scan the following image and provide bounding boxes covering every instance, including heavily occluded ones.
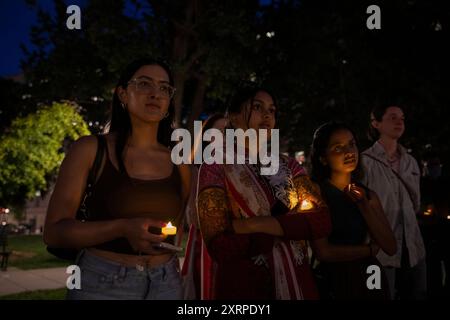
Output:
[18,0,450,163]
[0,101,90,208]
[250,0,450,161]
[21,0,264,131]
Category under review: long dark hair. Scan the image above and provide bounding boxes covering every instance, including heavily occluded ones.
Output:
[226,84,278,129]
[105,57,175,174]
[310,121,364,183]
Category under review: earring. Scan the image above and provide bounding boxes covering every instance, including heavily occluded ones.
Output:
[164,112,169,118]
[121,102,126,109]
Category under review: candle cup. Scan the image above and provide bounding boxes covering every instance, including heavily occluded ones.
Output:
[161,222,177,236]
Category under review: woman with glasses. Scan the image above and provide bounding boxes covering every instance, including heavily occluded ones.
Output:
[309,121,396,300]
[195,86,332,299]
[44,58,190,300]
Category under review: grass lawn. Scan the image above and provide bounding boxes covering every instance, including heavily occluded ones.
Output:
[7,235,70,270]
[0,288,66,300]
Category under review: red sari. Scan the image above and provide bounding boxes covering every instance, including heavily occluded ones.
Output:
[194,157,331,300]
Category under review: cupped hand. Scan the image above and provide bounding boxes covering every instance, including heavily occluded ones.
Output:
[122,217,168,254]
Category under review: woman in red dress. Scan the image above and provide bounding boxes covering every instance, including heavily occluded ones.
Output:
[196,86,331,299]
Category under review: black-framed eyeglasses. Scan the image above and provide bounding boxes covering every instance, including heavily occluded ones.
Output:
[128,78,176,99]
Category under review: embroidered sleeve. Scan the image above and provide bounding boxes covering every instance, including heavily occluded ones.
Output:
[294,175,327,209]
[287,157,327,208]
[197,187,231,244]
[197,164,274,262]
[288,175,331,240]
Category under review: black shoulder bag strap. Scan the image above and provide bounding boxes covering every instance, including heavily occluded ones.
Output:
[47,135,107,261]
[76,134,106,221]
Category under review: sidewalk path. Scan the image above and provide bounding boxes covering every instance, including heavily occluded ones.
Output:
[0,267,68,296]
[0,257,185,297]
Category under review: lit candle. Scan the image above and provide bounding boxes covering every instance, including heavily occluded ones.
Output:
[423,205,433,216]
[300,199,314,211]
[161,221,177,236]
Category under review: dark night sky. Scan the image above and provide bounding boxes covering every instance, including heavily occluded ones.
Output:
[0,0,273,78]
[0,0,97,77]
[0,0,53,77]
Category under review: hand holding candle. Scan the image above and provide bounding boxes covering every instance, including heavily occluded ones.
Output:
[161,221,177,236]
[345,183,366,203]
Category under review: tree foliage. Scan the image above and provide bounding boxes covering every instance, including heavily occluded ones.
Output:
[0,102,90,206]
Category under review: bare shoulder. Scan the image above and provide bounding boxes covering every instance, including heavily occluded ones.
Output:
[65,134,102,170]
[69,135,98,158]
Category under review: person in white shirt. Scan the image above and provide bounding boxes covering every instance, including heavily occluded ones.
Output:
[361,104,427,300]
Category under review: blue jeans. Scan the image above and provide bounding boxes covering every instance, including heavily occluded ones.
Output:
[66,249,182,300]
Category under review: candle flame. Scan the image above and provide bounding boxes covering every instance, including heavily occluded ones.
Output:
[162,221,177,236]
[300,199,314,211]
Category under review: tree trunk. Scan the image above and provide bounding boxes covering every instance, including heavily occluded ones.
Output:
[170,0,197,128]
[172,72,185,128]
[188,75,207,133]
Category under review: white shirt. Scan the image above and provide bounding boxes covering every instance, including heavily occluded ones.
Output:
[361,141,426,268]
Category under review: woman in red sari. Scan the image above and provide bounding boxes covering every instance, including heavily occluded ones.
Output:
[196,86,331,299]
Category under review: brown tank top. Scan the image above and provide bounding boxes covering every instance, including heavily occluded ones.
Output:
[87,146,183,254]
